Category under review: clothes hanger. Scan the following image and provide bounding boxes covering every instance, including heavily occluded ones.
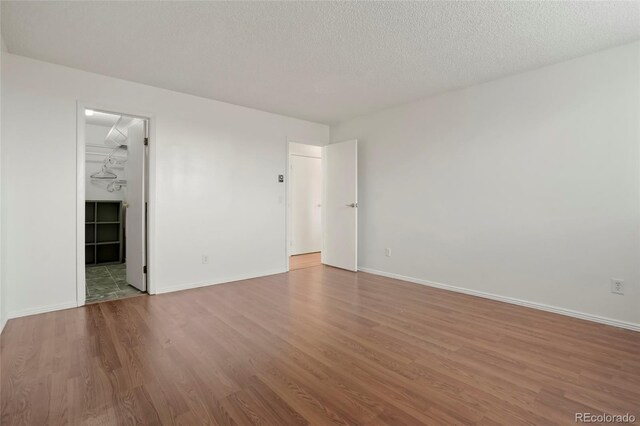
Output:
[90,164,118,180]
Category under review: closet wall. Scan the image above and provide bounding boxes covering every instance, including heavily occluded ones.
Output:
[85,123,126,201]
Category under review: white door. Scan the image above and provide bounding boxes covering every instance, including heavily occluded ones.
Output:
[291,155,322,255]
[322,139,357,271]
[125,120,146,291]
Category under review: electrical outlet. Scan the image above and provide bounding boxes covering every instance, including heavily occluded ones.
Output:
[611,278,624,295]
[202,255,209,265]
[385,248,392,257]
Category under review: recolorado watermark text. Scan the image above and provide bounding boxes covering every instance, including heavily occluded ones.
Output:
[575,412,636,423]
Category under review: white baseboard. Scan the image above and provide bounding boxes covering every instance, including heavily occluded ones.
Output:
[358,267,640,332]
[0,316,7,335]
[8,301,78,321]
[154,268,287,295]
[6,268,636,333]
[2,270,287,322]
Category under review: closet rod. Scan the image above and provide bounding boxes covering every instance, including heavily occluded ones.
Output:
[85,150,126,155]
[86,143,127,149]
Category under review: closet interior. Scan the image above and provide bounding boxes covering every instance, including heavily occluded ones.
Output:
[84,109,146,303]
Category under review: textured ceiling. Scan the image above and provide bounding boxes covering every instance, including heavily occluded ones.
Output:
[2,1,639,124]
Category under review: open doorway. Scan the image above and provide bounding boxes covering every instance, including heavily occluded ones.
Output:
[288,142,323,270]
[83,109,148,303]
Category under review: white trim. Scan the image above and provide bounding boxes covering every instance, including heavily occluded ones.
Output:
[321,145,326,266]
[154,269,287,295]
[285,138,291,269]
[146,114,157,295]
[76,103,86,306]
[358,266,640,332]
[76,101,158,307]
[8,301,78,320]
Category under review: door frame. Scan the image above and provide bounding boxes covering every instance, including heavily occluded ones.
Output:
[285,137,325,271]
[76,101,157,306]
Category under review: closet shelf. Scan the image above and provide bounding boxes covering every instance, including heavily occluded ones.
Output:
[85,201,123,265]
[86,241,120,246]
[85,221,121,225]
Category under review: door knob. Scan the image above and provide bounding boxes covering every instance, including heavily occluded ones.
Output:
[346,203,358,208]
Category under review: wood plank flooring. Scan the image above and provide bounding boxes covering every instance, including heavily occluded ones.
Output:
[2,266,639,425]
[289,252,322,270]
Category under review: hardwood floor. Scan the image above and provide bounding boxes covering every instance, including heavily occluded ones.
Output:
[2,266,639,425]
[289,252,322,270]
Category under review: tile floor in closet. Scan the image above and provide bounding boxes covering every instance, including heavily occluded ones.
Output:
[85,263,144,303]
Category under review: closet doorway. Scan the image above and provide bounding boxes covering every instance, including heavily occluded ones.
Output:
[80,108,149,304]
[287,139,358,272]
[288,142,323,270]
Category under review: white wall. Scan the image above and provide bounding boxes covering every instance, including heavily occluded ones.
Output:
[331,41,640,329]
[2,53,329,318]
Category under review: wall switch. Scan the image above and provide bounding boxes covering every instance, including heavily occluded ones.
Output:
[202,255,209,264]
[611,278,624,295]
[385,248,392,257]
